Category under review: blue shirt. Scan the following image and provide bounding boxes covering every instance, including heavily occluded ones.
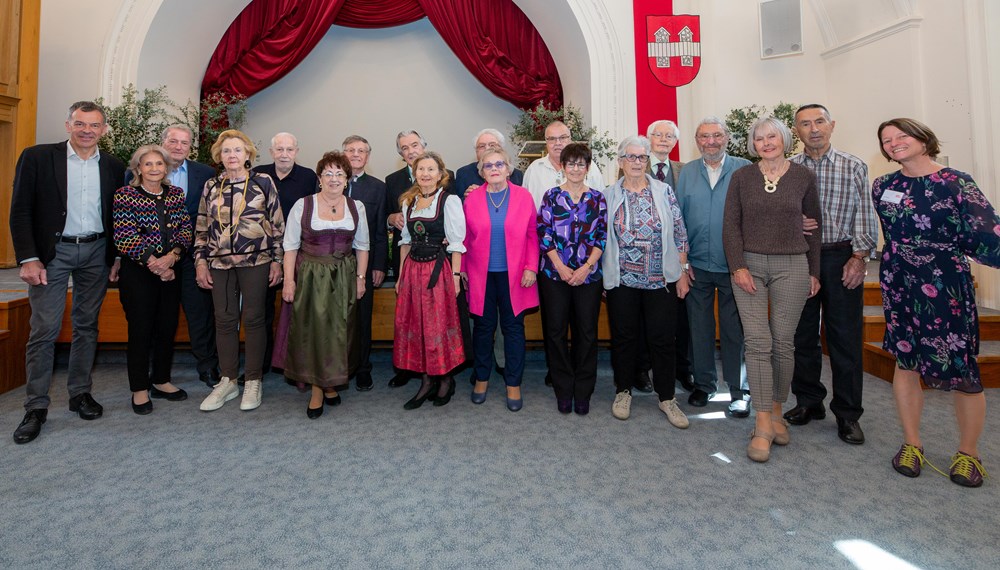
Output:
[169,160,189,199]
[487,189,510,271]
[675,154,750,273]
[64,143,104,237]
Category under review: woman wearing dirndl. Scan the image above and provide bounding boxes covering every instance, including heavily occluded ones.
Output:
[393,152,467,409]
[273,151,369,419]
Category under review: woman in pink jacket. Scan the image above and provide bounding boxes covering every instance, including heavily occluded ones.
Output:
[464,149,540,411]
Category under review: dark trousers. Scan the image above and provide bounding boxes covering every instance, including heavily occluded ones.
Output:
[352,270,375,379]
[210,264,270,381]
[177,255,217,375]
[472,271,525,387]
[263,284,278,375]
[607,284,677,401]
[791,244,865,421]
[119,258,181,392]
[538,276,602,402]
[636,297,691,381]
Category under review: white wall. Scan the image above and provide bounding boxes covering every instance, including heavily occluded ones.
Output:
[237,20,523,179]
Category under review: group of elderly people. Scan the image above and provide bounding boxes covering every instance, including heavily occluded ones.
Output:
[12,100,998,488]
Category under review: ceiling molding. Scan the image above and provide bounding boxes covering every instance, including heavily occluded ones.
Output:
[820,15,922,59]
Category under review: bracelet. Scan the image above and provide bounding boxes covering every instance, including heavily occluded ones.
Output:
[733,268,749,276]
[453,272,461,276]
[357,274,364,279]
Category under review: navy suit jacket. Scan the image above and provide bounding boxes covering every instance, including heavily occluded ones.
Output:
[10,141,126,266]
[453,161,524,201]
[348,173,389,273]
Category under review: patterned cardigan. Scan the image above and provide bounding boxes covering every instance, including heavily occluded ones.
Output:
[112,184,193,264]
[194,173,285,269]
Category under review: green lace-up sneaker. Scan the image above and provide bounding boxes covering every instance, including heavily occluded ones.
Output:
[949,452,988,488]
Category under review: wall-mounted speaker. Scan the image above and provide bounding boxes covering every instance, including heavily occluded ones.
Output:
[759,0,803,58]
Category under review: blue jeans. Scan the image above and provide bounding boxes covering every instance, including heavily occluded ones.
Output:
[472,272,525,386]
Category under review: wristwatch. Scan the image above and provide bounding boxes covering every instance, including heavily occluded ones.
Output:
[681,263,690,272]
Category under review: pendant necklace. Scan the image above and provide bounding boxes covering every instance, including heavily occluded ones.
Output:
[320,193,343,214]
[487,186,508,211]
[760,161,788,194]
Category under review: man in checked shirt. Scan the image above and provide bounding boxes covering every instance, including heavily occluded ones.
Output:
[783,104,878,446]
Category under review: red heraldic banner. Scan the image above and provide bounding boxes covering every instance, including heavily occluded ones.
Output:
[633,1,703,160]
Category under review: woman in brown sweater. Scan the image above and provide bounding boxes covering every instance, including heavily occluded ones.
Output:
[723,116,822,462]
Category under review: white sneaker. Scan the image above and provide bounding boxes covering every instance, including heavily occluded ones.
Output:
[200,377,238,411]
[240,379,262,411]
[612,391,632,420]
[728,395,751,418]
[658,398,690,429]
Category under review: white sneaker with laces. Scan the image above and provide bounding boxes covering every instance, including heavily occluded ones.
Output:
[200,377,238,411]
[612,391,632,420]
[658,398,690,429]
[240,379,262,411]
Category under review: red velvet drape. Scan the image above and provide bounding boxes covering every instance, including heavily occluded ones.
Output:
[201,0,562,110]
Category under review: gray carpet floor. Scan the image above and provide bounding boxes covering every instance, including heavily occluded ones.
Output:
[0,350,997,569]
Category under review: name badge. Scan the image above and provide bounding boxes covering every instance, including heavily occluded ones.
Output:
[881,190,904,204]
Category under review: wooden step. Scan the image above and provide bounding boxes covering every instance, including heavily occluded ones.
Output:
[864,341,1000,388]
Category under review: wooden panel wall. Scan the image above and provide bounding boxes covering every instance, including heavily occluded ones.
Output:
[0,0,40,268]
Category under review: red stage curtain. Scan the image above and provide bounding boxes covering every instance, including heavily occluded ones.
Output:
[201,0,562,111]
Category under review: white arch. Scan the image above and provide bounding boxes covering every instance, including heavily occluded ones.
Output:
[99,0,628,147]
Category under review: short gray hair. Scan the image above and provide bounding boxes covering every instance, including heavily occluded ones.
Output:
[646,120,679,139]
[160,124,194,143]
[67,101,107,123]
[747,116,794,157]
[396,130,427,155]
[270,132,298,148]
[695,116,730,137]
[342,135,371,153]
[617,135,652,157]
[128,144,175,185]
[473,128,506,148]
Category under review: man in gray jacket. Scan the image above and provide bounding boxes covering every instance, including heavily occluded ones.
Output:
[674,117,751,417]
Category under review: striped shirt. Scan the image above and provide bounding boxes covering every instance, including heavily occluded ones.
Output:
[790,147,877,254]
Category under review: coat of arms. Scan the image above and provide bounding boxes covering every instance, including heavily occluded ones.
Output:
[646,15,701,87]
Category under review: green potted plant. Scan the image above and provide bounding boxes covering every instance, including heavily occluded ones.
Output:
[724,102,799,161]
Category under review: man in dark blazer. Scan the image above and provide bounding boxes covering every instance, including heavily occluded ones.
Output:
[159,124,220,387]
[453,128,524,200]
[9,101,126,444]
[384,130,454,388]
[343,135,388,391]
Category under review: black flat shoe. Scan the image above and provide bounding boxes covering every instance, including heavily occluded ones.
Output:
[634,371,653,393]
[676,374,696,393]
[68,393,103,420]
[150,385,188,401]
[324,394,342,406]
[307,403,324,419]
[131,395,153,416]
[783,404,826,426]
[13,409,47,444]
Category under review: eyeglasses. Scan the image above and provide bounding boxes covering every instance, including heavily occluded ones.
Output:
[475,142,501,152]
[620,154,649,163]
[564,161,588,170]
[321,171,348,179]
[482,161,506,171]
[545,134,571,143]
[696,133,726,141]
[649,132,676,140]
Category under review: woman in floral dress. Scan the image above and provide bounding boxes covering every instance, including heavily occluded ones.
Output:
[874,118,1000,487]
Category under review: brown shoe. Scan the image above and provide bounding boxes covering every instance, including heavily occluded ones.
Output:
[748,429,775,463]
